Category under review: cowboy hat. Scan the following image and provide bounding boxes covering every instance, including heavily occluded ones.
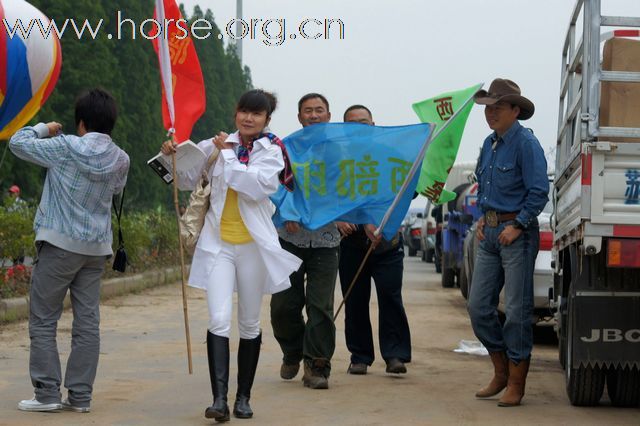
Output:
[473,78,535,120]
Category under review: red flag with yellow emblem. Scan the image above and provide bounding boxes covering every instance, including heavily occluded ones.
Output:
[151,0,205,143]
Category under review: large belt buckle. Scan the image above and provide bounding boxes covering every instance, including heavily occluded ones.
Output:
[485,210,498,227]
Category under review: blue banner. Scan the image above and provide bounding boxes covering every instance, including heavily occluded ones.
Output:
[271,122,433,240]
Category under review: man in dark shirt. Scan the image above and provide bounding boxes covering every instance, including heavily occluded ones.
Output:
[467,79,549,407]
[271,93,340,390]
[336,105,411,376]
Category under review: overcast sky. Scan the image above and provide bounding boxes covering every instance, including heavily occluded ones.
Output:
[181,0,640,207]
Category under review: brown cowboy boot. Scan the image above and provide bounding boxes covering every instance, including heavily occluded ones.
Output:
[498,358,530,407]
[475,352,508,398]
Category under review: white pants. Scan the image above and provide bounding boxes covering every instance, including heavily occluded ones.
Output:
[206,241,265,339]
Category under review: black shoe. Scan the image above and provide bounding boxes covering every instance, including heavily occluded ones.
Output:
[385,358,407,374]
[347,363,368,375]
[205,403,230,422]
[206,332,230,422]
[233,396,252,419]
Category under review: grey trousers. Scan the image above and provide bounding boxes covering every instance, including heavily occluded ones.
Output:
[29,242,106,407]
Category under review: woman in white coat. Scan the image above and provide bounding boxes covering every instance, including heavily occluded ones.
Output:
[162,89,301,422]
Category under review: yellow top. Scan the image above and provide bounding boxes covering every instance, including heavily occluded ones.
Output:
[220,189,253,244]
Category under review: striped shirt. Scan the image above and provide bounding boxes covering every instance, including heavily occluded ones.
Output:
[278,223,341,248]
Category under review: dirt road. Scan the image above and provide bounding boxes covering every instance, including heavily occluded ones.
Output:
[1,257,638,425]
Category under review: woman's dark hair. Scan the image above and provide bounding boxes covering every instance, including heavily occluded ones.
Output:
[237,89,277,117]
[75,88,118,135]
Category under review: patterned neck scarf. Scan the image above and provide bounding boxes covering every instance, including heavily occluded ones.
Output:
[236,138,253,165]
[237,133,294,192]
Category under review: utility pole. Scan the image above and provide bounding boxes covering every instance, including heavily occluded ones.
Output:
[236,0,243,65]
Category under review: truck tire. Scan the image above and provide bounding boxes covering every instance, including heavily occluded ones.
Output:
[607,367,640,407]
[442,267,456,288]
[557,244,576,370]
[558,308,567,369]
[566,362,605,406]
[459,263,469,299]
[434,249,442,273]
[426,248,435,263]
[565,294,605,406]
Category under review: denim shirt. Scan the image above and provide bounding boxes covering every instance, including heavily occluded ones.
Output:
[476,121,549,228]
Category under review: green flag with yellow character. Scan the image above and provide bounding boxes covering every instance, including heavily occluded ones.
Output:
[412,83,481,204]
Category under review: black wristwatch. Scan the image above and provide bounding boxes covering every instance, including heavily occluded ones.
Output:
[512,220,525,230]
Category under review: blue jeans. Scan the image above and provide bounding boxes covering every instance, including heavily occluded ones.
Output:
[467,221,539,362]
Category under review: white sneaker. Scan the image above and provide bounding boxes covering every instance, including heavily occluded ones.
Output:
[62,399,91,413]
[18,397,62,412]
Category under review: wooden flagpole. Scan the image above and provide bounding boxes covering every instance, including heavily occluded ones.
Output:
[152,0,203,374]
[333,242,376,322]
[170,134,193,374]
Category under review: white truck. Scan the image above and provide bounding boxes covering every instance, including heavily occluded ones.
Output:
[552,0,640,407]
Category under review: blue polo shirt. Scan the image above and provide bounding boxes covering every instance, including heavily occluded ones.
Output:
[476,121,549,228]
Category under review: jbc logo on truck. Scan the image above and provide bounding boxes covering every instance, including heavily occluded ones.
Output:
[581,329,640,343]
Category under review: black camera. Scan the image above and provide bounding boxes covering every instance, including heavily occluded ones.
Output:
[112,246,128,273]
[112,189,127,273]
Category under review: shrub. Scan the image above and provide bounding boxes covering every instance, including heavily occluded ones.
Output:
[1,201,183,298]
[105,206,181,276]
[0,198,36,264]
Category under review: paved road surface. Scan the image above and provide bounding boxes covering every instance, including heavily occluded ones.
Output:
[1,257,638,425]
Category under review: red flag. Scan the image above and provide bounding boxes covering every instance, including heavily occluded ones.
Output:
[151,0,205,143]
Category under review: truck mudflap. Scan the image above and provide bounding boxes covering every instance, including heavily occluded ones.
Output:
[571,294,640,369]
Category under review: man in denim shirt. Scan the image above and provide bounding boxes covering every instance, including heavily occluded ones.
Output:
[271,93,340,389]
[10,89,129,413]
[467,79,548,407]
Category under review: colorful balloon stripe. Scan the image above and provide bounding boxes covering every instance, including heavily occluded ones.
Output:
[0,0,61,140]
[0,1,6,102]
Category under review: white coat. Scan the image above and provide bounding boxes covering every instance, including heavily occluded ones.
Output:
[176,132,302,294]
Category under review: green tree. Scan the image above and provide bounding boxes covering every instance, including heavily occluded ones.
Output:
[2,0,252,211]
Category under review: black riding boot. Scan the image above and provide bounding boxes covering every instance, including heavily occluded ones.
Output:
[205,332,230,422]
[233,333,262,419]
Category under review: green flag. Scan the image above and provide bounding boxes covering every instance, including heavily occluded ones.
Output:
[412,83,482,204]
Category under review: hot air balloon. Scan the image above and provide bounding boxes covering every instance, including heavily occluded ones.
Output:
[0,0,62,140]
